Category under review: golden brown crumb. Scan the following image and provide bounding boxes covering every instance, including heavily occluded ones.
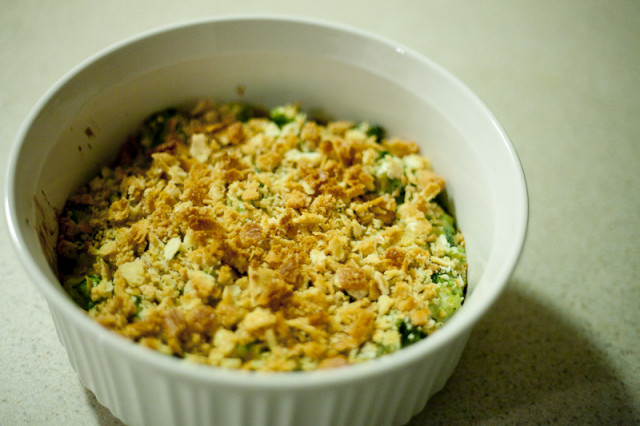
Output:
[56,102,467,371]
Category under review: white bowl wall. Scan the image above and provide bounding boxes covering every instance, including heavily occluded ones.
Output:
[6,16,527,426]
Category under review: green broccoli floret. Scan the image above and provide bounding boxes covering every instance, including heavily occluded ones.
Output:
[397,317,427,348]
[389,178,406,205]
[142,108,183,147]
[431,272,448,284]
[438,212,456,246]
[67,201,91,224]
[232,103,254,122]
[366,124,385,142]
[63,274,100,310]
[132,295,143,319]
[376,150,390,160]
[428,272,465,321]
[269,105,297,127]
[376,176,405,205]
[234,342,268,361]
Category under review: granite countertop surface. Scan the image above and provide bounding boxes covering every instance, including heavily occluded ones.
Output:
[1,1,638,425]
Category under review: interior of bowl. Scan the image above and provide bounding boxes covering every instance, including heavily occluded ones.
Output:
[6,16,527,377]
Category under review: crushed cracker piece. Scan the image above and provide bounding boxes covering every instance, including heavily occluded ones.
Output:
[56,101,467,372]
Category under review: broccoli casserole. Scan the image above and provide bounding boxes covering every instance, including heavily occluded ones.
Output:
[56,101,467,371]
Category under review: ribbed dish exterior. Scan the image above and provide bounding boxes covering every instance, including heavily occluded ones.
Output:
[50,302,469,426]
[5,16,528,426]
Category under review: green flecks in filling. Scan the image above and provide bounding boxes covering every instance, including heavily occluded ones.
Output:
[365,125,385,143]
[63,274,100,310]
[55,101,468,371]
[439,211,456,246]
[269,105,298,128]
[141,107,186,148]
[397,317,428,348]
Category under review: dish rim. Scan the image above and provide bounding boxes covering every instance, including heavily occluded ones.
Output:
[4,14,529,388]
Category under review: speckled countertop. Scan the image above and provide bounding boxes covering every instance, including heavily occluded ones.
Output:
[1,1,638,425]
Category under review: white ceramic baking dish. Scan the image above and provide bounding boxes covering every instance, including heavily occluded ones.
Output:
[5,15,528,426]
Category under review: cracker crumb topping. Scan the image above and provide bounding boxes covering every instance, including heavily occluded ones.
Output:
[57,101,467,371]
